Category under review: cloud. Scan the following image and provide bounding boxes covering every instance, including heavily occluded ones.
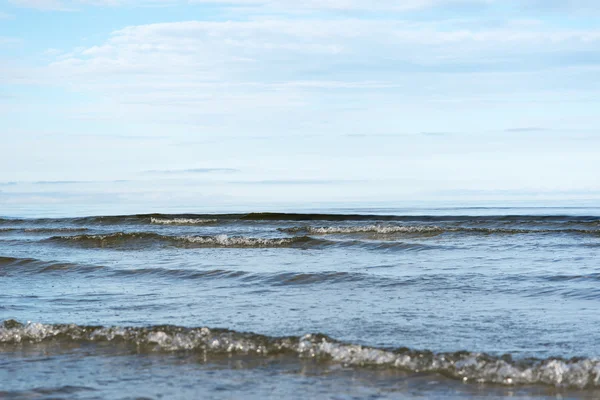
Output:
[40,19,600,93]
[1,13,587,137]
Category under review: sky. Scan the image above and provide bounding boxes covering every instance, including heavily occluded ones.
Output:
[1,0,599,214]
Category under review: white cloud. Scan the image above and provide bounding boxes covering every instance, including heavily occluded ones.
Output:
[9,16,588,140]
[45,19,600,86]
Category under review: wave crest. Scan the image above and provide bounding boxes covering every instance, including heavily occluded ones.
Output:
[282,225,444,235]
[150,217,218,225]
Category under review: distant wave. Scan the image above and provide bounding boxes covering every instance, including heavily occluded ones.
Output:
[3,213,600,226]
[2,320,599,389]
[44,232,443,252]
[238,213,600,223]
[45,232,330,249]
[281,225,600,236]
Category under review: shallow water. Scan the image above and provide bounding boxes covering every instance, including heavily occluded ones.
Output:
[1,208,600,398]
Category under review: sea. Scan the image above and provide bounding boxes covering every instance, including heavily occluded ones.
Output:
[2,205,600,399]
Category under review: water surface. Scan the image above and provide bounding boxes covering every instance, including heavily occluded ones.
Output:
[2,208,600,399]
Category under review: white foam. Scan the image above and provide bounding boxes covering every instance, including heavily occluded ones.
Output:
[181,234,297,247]
[150,217,218,225]
[302,225,443,234]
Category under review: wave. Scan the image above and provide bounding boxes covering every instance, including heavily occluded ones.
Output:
[0,255,425,286]
[0,255,373,285]
[44,232,441,252]
[114,268,367,286]
[45,232,330,249]
[24,227,89,233]
[281,225,600,236]
[0,227,89,234]
[0,256,103,276]
[2,320,599,389]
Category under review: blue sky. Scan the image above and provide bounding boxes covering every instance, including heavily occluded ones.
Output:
[1,0,599,213]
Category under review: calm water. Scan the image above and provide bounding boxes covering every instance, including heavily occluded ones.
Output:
[2,208,600,399]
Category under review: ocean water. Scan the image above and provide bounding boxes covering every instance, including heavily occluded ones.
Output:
[2,208,600,399]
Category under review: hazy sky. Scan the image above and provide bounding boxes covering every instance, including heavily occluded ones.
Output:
[1,0,599,212]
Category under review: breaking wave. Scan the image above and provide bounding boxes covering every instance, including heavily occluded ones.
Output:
[2,320,600,389]
[282,225,445,235]
[43,232,440,251]
[281,225,600,236]
[45,232,329,249]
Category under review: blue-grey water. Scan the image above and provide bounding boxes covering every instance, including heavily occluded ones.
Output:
[2,208,600,399]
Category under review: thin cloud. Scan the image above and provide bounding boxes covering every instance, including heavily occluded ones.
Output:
[420,131,453,136]
[0,37,21,46]
[227,179,362,185]
[1,180,132,186]
[504,127,551,132]
[345,133,407,138]
[33,180,86,185]
[144,168,240,174]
